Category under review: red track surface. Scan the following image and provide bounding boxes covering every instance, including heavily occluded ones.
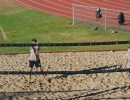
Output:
[14,0,130,29]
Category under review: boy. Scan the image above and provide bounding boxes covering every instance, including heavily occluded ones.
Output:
[121,46,130,74]
[29,39,43,83]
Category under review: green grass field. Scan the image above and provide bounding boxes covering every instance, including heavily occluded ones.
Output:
[0,2,130,53]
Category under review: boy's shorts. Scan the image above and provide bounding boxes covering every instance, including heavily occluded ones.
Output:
[29,60,41,68]
[128,68,130,74]
[128,60,130,74]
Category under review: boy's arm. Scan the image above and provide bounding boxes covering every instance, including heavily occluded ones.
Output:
[125,58,128,68]
[122,58,128,68]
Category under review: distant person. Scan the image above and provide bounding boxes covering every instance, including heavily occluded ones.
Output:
[121,46,130,74]
[29,39,43,83]
[96,7,102,18]
[117,12,125,25]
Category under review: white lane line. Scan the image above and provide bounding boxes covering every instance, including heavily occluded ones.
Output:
[74,0,130,11]
[104,0,130,9]
[0,26,7,40]
[15,0,71,18]
[119,0,130,5]
[45,0,72,10]
[58,0,72,5]
[30,0,71,14]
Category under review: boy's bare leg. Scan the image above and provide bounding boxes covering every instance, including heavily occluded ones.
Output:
[40,67,46,78]
[40,67,43,72]
[36,67,43,72]
[39,67,49,86]
[29,68,33,83]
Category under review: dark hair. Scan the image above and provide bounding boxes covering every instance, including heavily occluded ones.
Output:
[128,46,130,48]
[32,39,37,43]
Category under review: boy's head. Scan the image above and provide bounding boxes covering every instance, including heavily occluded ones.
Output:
[32,39,37,44]
[128,46,130,51]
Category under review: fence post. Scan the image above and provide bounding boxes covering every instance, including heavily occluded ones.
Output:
[72,3,75,25]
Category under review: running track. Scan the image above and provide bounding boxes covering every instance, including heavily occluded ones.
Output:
[14,0,130,29]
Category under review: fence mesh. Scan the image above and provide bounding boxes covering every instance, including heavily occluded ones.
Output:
[0,41,130,53]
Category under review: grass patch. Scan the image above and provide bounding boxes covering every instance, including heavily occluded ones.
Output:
[0,3,130,53]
